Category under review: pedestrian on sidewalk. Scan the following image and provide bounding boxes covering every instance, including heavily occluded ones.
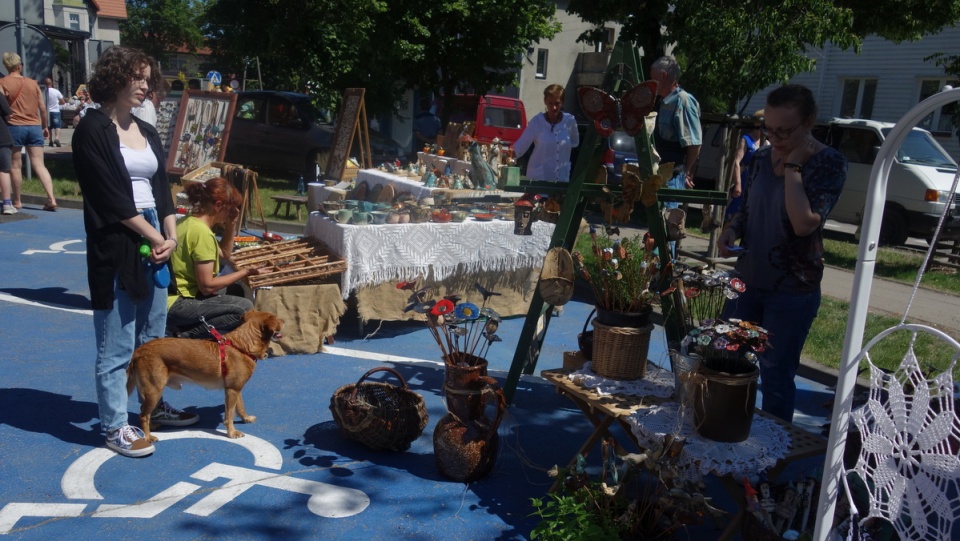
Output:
[0,52,58,211]
[717,84,847,423]
[43,76,65,147]
[0,92,14,215]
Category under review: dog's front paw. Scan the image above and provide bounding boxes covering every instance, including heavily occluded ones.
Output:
[227,430,246,439]
[146,434,158,443]
[241,415,257,424]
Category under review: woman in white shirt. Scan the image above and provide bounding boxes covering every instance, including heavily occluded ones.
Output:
[512,84,579,182]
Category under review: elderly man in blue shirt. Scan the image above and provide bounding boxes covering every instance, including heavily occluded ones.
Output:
[651,56,701,211]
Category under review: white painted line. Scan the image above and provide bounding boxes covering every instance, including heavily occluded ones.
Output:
[322,345,443,366]
[0,503,87,534]
[93,482,201,518]
[0,292,93,316]
[62,430,283,501]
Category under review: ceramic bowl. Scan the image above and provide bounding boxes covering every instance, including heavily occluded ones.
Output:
[342,199,360,210]
[385,212,400,224]
[473,213,495,221]
[397,212,411,224]
[450,210,468,222]
[432,209,452,223]
[321,201,343,214]
[370,210,389,224]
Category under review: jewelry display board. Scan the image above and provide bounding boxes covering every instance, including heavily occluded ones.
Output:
[166,90,238,176]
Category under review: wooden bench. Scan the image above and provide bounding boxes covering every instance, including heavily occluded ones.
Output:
[271,195,308,221]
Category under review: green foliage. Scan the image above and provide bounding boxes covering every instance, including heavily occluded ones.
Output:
[529,494,620,541]
[201,0,559,118]
[567,0,960,114]
[120,0,207,65]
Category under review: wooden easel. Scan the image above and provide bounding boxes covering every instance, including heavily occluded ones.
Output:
[236,168,268,235]
[324,88,374,181]
[501,38,727,403]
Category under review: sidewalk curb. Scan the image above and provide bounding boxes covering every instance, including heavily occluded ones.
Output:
[20,193,305,235]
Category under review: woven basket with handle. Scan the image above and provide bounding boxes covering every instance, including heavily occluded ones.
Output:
[590,319,653,380]
[330,367,429,451]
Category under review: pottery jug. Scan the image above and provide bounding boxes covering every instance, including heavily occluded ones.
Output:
[434,356,505,482]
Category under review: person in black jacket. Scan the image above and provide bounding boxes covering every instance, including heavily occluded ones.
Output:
[0,92,13,215]
[74,46,197,458]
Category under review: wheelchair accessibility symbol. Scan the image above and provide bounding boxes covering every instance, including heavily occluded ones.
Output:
[0,429,370,533]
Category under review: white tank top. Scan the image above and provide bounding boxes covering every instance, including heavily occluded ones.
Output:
[120,142,158,209]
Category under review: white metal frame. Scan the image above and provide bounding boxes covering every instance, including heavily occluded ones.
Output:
[813,87,960,540]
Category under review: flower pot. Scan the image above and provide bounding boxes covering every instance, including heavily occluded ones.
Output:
[691,359,759,443]
[595,305,653,328]
[435,356,505,482]
[590,319,653,380]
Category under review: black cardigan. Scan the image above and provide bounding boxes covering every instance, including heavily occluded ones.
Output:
[73,108,175,310]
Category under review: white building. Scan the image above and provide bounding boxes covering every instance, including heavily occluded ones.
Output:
[740,26,960,159]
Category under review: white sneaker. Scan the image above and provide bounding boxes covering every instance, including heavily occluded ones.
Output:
[106,425,155,457]
[1,204,15,215]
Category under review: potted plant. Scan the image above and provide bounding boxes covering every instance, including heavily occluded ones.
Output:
[572,228,667,380]
[400,280,507,482]
[681,318,771,443]
[530,436,724,540]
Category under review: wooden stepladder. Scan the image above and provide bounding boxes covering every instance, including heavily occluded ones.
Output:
[502,38,726,403]
[324,88,374,182]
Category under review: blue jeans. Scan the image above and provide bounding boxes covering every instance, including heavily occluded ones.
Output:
[721,287,821,423]
[8,125,44,147]
[93,207,167,432]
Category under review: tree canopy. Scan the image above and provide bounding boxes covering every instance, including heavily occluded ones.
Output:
[567,0,960,113]
[202,0,559,118]
[120,0,206,66]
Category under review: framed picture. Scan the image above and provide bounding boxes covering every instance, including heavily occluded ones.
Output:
[166,90,238,176]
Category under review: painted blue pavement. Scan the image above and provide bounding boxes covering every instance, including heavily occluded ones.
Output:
[0,207,835,540]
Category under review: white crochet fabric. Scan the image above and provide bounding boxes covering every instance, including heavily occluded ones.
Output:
[625,402,791,482]
[570,361,676,399]
[847,326,960,541]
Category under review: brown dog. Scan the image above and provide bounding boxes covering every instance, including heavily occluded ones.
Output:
[127,310,284,441]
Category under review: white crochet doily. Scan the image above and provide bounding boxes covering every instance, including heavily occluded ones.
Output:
[625,402,791,482]
[847,326,960,541]
[570,361,676,399]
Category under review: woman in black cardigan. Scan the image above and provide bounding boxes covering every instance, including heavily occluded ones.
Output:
[74,46,196,458]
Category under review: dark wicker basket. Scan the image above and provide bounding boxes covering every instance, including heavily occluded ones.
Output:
[577,308,597,360]
[330,367,429,451]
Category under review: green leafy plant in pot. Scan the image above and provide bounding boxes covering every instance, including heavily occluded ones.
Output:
[681,318,771,443]
[572,228,669,380]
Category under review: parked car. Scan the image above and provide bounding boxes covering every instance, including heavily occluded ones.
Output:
[569,125,638,184]
[812,118,959,245]
[224,91,406,182]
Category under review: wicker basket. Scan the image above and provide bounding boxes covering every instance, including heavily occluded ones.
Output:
[577,308,597,360]
[590,319,653,380]
[330,367,429,451]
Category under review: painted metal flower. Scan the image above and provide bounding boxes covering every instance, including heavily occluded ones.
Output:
[431,299,455,316]
[455,302,480,320]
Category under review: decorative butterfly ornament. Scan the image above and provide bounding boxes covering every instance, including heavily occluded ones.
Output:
[578,81,659,137]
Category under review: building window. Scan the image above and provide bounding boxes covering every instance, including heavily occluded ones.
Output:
[918,78,958,134]
[594,28,615,53]
[838,78,877,119]
[68,13,80,31]
[535,49,548,80]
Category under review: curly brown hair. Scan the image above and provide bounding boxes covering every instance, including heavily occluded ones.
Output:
[87,46,164,104]
[183,177,243,219]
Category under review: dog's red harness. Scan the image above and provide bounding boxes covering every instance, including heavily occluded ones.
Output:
[205,324,257,384]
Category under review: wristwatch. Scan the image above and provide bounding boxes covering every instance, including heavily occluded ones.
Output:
[784,162,803,172]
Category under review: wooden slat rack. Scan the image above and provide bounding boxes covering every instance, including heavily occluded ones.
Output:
[231,237,347,288]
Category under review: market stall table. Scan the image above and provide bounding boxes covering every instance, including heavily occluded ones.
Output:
[541,366,828,540]
[305,212,555,322]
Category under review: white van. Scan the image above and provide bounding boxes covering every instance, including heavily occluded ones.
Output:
[812,118,959,245]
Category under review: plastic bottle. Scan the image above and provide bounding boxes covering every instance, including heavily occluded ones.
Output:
[297,175,305,196]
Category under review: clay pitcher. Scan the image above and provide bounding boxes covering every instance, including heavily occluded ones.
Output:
[434,356,506,482]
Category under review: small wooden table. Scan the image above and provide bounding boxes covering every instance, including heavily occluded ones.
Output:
[541,368,828,540]
[271,195,308,221]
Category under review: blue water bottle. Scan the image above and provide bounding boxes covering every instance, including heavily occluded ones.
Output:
[140,237,171,288]
[297,175,305,196]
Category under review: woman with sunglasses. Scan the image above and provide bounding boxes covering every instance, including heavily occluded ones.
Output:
[717,84,847,423]
[166,176,263,339]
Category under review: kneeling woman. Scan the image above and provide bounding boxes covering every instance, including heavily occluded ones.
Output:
[168,177,262,338]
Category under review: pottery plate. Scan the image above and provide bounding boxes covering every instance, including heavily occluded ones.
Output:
[368,183,383,202]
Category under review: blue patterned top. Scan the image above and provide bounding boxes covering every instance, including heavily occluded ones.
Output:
[727,145,847,292]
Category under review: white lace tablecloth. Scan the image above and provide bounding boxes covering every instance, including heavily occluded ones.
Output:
[569,362,676,400]
[305,213,554,298]
[625,402,791,483]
